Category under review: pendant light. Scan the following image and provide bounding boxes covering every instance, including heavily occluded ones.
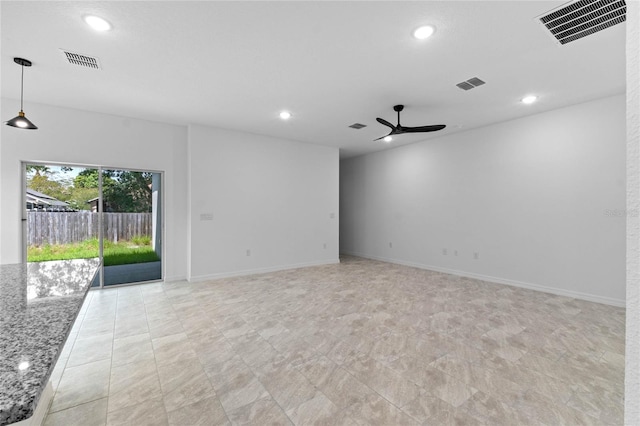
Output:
[5,58,38,130]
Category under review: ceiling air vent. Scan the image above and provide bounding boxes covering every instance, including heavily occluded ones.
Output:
[60,49,101,69]
[348,123,367,129]
[456,77,486,91]
[537,0,626,45]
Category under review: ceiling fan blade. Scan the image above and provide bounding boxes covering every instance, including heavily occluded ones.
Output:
[373,131,394,141]
[400,124,446,133]
[376,117,396,130]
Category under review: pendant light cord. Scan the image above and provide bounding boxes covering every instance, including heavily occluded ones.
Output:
[20,64,24,111]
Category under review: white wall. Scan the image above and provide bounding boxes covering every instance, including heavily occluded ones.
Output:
[625,0,640,421]
[0,101,340,282]
[0,99,189,281]
[187,124,339,281]
[341,94,626,306]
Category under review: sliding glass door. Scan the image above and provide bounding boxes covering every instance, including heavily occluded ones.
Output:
[101,168,162,286]
[23,162,162,288]
[24,164,103,286]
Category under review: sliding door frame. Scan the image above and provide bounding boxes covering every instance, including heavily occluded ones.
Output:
[21,160,165,289]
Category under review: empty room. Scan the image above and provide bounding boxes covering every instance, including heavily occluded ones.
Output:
[1,1,638,426]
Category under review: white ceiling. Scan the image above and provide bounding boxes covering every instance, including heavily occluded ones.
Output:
[1,1,626,158]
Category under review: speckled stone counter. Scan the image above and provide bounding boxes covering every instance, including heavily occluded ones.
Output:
[0,259,99,426]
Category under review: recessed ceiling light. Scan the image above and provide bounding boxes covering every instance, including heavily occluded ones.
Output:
[84,15,111,32]
[413,25,435,40]
[279,111,291,120]
[383,136,393,143]
[521,95,538,104]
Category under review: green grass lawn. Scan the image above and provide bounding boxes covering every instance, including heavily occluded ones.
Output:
[28,238,160,266]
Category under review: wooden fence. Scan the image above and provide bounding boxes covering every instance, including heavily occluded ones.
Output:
[27,211,153,246]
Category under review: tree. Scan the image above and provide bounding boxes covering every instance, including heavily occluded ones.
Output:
[28,173,68,201]
[26,165,76,203]
[74,169,100,188]
[66,187,99,211]
[26,165,51,176]
[103,171,152,213]
[27,166,153,213]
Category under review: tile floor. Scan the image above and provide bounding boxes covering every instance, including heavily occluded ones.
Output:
[44,256,625,425]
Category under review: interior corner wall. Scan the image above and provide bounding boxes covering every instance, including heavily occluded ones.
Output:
[186,124,339,281]
[340,94,626,306]
[0,99,189,281]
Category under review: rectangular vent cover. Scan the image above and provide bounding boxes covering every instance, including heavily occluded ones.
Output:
[348,123,367,129]
[60,49,101,69]
[466,77,486,87]
[537,0,626,45]
[456,77,486,91]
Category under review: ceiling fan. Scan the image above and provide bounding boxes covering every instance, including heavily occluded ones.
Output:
[375,105,445,141]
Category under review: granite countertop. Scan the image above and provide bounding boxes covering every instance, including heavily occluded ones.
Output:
[0,259,99,426]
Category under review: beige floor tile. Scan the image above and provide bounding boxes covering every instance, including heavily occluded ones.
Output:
[112,332,155,367]
[400,389,454,424]
[198,339,237,370]
[219,318,255,338]
[566,387,623,421]
[114,314,149,339]
[49,359,66,393]
[44,397,108,426]
[77,315,115,338]
[426,404,488,426]
[256,363,317,413]
[227,332,281,369]
[344,355,419,407]
[324,339,363,366]
[106,397,168,426]
[209,356,270,413]
[45,256,624,426]
[345,393,420,426]
[66,333,113,368]
[166,396,229,426]
[318,366,374,410]
[225,397,292,425]
[148,316,185,339]
[515,389,601,426]
[285,391,341,425]
[49,358,111,413]
[58,331,78,360]
[151,332,198,366]
[295,354,339,388]
[157,359,216,412]
[428,373,478,408]
[115,303,146,319]
[108,359,162,413]
[459,390,519,425]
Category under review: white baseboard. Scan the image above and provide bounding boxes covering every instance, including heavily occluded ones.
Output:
[341,251,625,307]
[163,275,187,283]
[188,259,340,283]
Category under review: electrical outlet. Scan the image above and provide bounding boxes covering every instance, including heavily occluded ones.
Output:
[329,212,335,219]
[474,252,479,260]
[200,213,213,221]
[246,249,251,256]
[454,250,458,256]
[389,242,393,248]
[442,248,447,255]
[323,243,327,249]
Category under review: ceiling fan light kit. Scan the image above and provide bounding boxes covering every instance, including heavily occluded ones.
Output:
[374,104,445,141]
[5,57,38,130]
